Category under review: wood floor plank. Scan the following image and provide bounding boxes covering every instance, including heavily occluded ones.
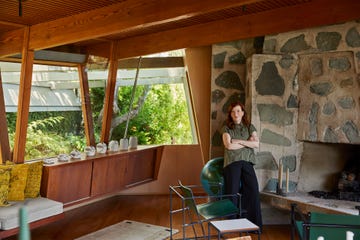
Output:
[4,195,296,240]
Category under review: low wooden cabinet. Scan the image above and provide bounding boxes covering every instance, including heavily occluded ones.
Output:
[41,146,162,206]
[125,148,157,187]
[41,161,92,204]
[91,154,128,196]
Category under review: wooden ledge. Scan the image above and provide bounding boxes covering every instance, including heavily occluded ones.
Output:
[261,191,360,215]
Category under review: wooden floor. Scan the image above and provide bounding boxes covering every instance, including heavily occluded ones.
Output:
[4,195,296,240]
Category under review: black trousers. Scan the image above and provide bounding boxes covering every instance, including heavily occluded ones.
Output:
[224,160,263,229]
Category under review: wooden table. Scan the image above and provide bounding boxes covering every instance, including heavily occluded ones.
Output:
[208,218,260,240]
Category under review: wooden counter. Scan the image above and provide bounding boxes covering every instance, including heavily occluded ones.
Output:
[40,145,163,206]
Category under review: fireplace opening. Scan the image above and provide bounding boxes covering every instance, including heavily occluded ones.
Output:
[297,142,360,202]
[309,155,360,202]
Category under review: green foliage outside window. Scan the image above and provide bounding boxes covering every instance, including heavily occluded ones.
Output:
[111,84,192,144]
[6,81,193,160]
[8,115,87,160]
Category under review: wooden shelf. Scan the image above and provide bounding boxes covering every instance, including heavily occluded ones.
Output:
[40,145,163,206]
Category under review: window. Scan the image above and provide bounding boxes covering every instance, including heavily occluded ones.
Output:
[0,50,196,161]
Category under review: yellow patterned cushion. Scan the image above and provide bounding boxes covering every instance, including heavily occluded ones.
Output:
[7,164,29,201]
[24,161,43,198]
[0,166,11,206]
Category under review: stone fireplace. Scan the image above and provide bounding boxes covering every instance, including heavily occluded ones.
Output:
[298,142,359,201]
[247,48,360,193]
[297,51,360,144]
[210,19,360,203]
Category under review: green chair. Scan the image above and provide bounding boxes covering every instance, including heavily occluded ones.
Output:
[291,204,360,240]
[200,157,246,217]
[169,180,241,239]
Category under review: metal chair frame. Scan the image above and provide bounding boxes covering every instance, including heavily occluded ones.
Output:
[290,203,360,240]
[169,181,242,239]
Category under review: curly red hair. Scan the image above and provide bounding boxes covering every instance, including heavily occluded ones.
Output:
[226,102,250,129]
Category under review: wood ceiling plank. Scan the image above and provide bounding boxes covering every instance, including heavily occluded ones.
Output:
[1,0,262,57]
[102,0,360,59]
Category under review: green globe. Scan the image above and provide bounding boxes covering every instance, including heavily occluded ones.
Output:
[200,157,225,196]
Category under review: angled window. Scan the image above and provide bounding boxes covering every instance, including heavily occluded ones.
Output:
[0,49,196,161]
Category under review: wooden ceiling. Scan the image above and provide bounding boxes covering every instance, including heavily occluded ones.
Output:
[0,0,359,61]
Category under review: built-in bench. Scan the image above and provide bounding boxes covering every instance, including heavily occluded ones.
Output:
[0,159,65,239]
[0,197,64,239]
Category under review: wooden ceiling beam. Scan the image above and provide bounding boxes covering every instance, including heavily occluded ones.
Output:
[118,57,184,68]
[0,0,261,58]
[0,57,80,67]
[0,28,24,57]
[0,20,28,28]
[95,0,358,59]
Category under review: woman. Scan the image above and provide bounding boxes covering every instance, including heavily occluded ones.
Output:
[222,101,262,229]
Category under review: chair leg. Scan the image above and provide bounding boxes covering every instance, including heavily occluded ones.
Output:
[169,190,173,240]
[198,219,207,239]
[290,203,296,240]
[191,223,198,239]
[185,211,196,239]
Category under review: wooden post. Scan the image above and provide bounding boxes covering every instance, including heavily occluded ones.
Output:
[0,69,11,163]
[78,64,96,146]
[12,27,34,163]
[100,41,118,143]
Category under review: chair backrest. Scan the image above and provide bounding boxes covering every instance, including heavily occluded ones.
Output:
[308,212,360,240]
[178,180,239,219]
[177,181,199,216]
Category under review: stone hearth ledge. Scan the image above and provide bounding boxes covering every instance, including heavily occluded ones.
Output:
[261,191,360,215]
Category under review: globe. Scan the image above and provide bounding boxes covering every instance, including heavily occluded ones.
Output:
[200,157,225,196]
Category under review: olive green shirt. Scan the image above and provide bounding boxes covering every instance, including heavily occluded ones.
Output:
[222,123,256,167]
